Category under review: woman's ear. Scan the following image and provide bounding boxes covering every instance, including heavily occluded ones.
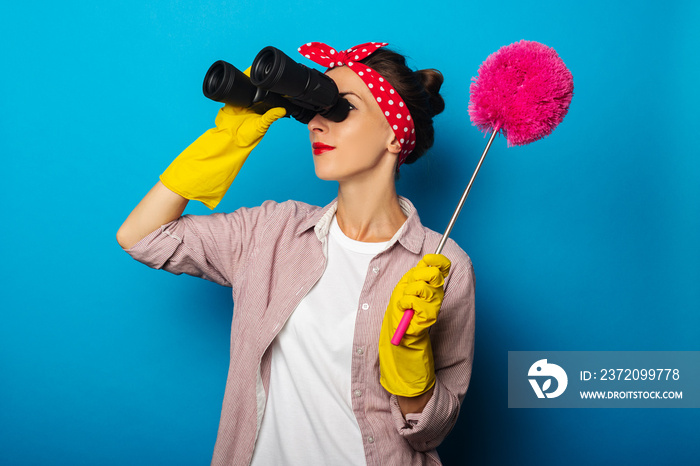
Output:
[387,134,402,154]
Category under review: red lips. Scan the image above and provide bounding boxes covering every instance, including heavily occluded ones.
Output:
[312,142,335,155]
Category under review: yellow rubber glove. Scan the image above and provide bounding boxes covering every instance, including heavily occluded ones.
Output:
[379,254,451,397]
[160,69,285,209]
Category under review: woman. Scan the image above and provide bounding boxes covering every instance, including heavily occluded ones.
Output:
[117,42,475,465]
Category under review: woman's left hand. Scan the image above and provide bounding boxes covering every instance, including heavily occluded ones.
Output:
[379,254,451,397]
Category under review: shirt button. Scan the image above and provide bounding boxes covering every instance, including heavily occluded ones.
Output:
[361,303,369,310]
[368,436,375,444]
[356,347,364,355]
[372,266,380,274]
[354,389,362,397]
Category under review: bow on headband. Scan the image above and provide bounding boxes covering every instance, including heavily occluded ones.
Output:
[298,42,416,166]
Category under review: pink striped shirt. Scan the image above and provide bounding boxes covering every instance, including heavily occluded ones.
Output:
[125,196,475,465]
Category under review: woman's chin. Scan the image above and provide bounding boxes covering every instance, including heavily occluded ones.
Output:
[313,163,342,181]
[314,167,333,181]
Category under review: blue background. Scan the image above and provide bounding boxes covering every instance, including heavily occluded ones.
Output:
[2,1,699,464]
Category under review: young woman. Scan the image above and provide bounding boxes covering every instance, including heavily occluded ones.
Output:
[117,42,475,466]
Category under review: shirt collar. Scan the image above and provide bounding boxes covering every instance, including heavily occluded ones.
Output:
[295,196,425,255]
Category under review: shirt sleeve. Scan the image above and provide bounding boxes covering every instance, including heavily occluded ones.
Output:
[123,200,283,288]
[389,247,476,451]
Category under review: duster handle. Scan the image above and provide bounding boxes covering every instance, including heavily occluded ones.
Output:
[391,129,499,346]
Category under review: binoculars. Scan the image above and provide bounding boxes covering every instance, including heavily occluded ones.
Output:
[202,46,350,124]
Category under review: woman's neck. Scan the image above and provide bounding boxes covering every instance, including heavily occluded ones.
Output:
[335,178,407,243]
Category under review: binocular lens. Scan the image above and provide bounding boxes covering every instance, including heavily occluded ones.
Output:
[257,50,276,79]
[203,63,224,96]
[251,48,289,94]
[202,60,257,108]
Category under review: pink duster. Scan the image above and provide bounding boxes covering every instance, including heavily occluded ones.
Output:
[392,40,574,345]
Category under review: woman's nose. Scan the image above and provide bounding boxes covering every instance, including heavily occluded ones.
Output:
[307,113,328,133]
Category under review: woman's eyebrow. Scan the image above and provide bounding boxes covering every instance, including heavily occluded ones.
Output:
[339,91,363,101]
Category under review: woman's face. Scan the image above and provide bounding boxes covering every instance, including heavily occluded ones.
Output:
[308,66,400,182]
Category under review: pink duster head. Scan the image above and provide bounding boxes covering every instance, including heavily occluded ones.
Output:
[468,40,574,146]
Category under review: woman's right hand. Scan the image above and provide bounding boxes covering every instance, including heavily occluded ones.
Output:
[159,65,285,209]
[117,68,285,249]
[117,104,285,249]
[159,101,285,210]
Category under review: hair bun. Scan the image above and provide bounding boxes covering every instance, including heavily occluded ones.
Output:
[359,48,444,164]
[416,69,445,116]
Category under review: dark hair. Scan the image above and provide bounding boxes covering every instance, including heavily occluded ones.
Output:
[359,48,445,165]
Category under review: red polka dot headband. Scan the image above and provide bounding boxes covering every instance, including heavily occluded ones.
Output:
[298,42,416,167]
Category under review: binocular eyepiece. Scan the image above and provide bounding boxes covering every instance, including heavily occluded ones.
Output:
[202,46,350,124]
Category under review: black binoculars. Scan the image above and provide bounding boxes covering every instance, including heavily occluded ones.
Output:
[202,46,350,124]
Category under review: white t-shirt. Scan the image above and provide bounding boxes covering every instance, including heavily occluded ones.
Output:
[250,215,390,465]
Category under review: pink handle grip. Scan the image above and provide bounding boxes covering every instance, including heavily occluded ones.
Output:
[390,309,414,345]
